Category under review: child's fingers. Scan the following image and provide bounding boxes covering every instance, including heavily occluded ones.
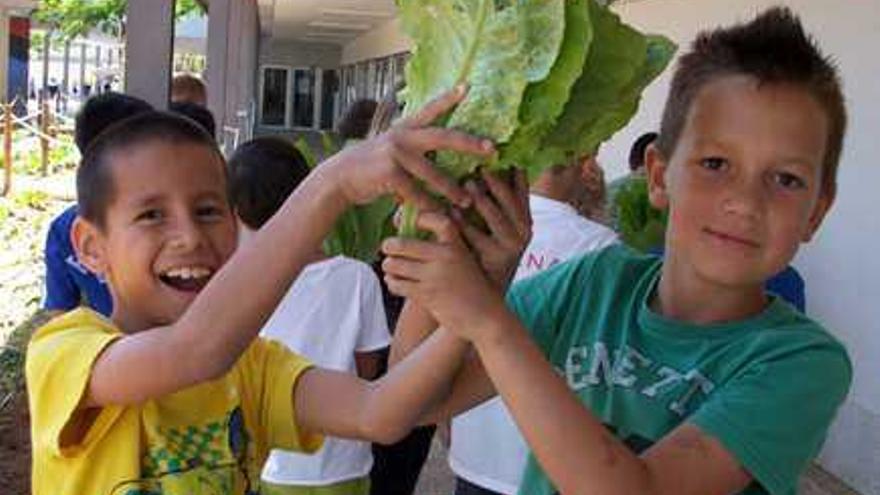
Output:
[481,169,531,240]
[465,181,520,247]
[514,170,531,214]
[401,84,468,127]
[455,212,496,255]
[384,274,418,299]
[414,210,466,246]
[381,256,427,282]
[400,127,495,158]
[393,148,471,208]
[381,237,451,263]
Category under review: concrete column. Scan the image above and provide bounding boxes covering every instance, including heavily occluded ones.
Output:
[125,0,174,108]
[206,0,231,130]
[313,68,322,130]
[79,43,86,94]
[0,9,9,101]
[40,30,49,102]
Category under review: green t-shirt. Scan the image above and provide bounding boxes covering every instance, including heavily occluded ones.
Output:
[507,245,851,495]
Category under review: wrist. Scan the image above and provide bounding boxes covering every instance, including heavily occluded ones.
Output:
[468,297,515,348]
[301,159,350,220]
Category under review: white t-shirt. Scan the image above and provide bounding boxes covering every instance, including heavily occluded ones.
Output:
[259,256,391,486]
[449,194,618,494]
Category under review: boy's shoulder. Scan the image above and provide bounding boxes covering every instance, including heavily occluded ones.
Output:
[298,255,380,291]
[30,308,117,348]
[508,244,658,314]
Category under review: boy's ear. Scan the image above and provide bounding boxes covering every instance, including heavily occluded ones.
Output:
[71,216,108,276]
[802,188,835,242]
[645,144,670,210]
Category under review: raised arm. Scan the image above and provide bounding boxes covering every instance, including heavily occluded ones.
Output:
[383,226,752,495]
[81,87,492,408]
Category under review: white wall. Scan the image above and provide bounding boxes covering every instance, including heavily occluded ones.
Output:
[599,1,880,492]
[341,18,410,65]
[259,39,341,70]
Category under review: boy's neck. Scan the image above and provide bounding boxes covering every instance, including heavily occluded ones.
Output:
[652,262,768,326]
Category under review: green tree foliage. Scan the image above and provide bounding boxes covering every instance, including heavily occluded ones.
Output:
[34,0,205,41]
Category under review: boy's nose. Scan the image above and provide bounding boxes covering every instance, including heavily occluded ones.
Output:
[721,176,765,220]
[168,220,204,251]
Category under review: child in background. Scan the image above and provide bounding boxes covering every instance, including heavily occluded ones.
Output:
[171,73,208,107]
[42,92,153,317]
[386,8,851,495]
[228,137,390,495]
[27,87,516,495]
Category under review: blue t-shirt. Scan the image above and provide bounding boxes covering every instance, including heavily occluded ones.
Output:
[508,246,851,495]
[43,205,113,316]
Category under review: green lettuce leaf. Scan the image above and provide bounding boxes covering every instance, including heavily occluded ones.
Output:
[496,0,593,177]
[535,1,669,171]
[398,0,566,179]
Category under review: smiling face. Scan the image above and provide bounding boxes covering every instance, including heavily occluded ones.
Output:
[74,140,237,333]
[646,75,833,294]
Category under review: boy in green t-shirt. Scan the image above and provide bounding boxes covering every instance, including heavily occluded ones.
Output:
[385,8,851,495]
[26,87,524,495]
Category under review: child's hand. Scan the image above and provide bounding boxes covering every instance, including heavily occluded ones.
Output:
[455,169,531,290]
[320,86,495,210]
[381,212,508,340]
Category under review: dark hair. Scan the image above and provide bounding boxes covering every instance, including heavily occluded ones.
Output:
[77,111,223,229]
[170,101,217,138]
[656,7,846,198]
[369,82,405,138]
[74,92,153,152]
[337,99,378,141]
[227,137,311,230]
[628,132,658,172]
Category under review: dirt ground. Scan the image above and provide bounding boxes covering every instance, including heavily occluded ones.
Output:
[0,389,31,495]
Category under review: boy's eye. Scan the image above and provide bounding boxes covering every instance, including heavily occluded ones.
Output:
[774,172,807,190]
[135,209,163,222]
[196,204,226,220]
[699,157,727,171]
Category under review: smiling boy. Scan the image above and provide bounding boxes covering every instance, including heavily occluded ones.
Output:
[25,88,505,495]
[385,8,851,495]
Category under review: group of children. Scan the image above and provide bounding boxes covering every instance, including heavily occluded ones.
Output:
[27,8,851,495]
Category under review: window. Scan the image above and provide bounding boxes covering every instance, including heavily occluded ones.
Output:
[291,69,315,127]
[321,70,338,130]
[259,66,323,129]
[260,67,288,127]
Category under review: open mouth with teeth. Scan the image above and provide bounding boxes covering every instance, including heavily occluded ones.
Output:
[158,266,214,292]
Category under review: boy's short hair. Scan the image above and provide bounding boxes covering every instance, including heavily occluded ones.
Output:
[170,101,217,138]
[77,111,222,230]
[656,7,846,197]
[227,137,311,230]
[171,74,208,106]
[74,92,153,152]
[337,99,378,141]
[628,132,658,172]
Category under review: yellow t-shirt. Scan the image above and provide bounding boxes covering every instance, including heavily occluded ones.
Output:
[26,308,323,495]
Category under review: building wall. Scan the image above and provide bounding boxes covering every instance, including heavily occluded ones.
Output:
[259,39,341,70]
[596,1,880,491]
[341,18,410,66]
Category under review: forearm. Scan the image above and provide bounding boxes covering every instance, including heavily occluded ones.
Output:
[473,313,654,495]
[388,300,439,366]
[360,328,470,443]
